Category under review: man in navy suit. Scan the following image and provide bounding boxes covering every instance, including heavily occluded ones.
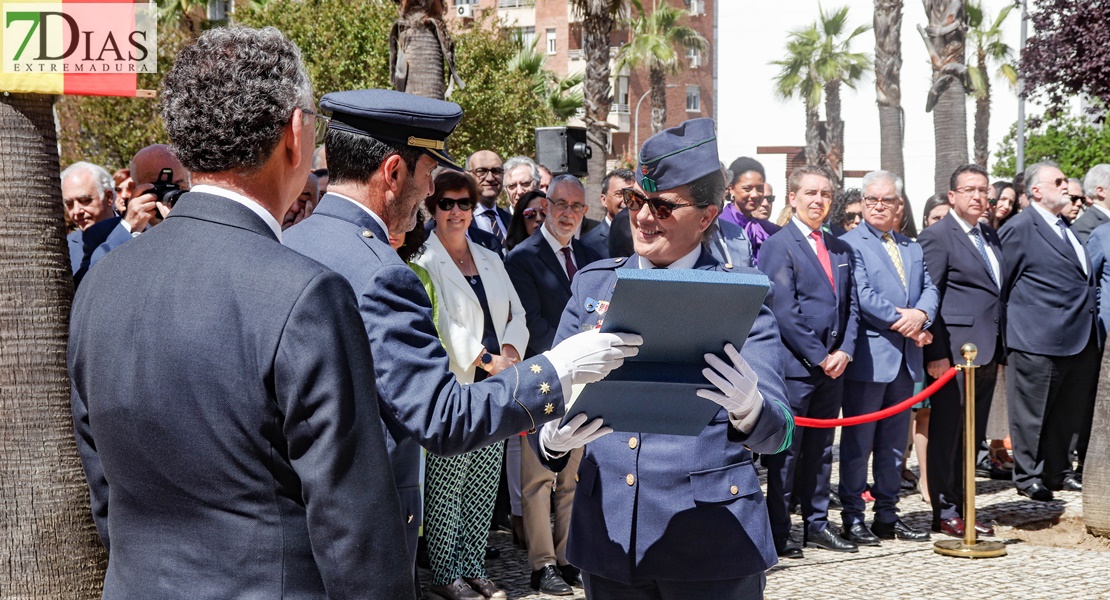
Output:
[581,168,634,259]
[504,174,601,594]
[1071,164,1110,243]
[61,162,117,276]
[282,89,641,583]
[1001,162,1098,501]
[919,163,1004,537]
[69,26,413,598]
[840,170,938,543]
[533,118,792,599]
[759,165,859,557]
[466,149,513,246]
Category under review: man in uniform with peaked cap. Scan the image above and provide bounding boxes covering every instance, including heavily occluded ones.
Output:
[283,89,642,597]
[530,118,793,599]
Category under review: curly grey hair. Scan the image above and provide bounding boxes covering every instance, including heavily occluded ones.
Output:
[60,161,114,199]
[160,25,313,173]
[503,155,541,186]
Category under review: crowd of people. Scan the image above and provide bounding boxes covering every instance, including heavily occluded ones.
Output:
[61,24,1107,600]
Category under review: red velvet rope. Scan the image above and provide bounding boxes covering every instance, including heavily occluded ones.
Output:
[793,366,959,428]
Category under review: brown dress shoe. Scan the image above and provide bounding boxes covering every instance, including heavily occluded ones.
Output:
[428,578,483,600]
[464,577,507,600]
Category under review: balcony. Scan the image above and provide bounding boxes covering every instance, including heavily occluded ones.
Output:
[498,0,534,7]
[569,49,584,61]
[612,104,630,114]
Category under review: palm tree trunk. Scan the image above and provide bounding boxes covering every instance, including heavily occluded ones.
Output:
[580,1,617,220]
[1086,345,1110,537]
[932,85,968,197]
[874,0,905,181]
[804,101,823,168]
[973,47,991,168]
[391,18,446,100]
[649,66,667,134]
[921,0,969,197]
[0,93,107,595]
[824,80,845,189]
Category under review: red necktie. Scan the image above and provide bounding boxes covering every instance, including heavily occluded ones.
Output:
[810,230,835,290]
[560,247,577,281]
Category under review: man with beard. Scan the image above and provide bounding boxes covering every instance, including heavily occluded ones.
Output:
[283,89,642,593]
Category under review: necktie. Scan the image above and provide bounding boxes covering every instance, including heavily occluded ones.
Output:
[1056,217,1081,265]
[560,247,577,281]
[969,227,998,287]
[810,230,835,290]
[483,210,505,244]
[882,232,907,287]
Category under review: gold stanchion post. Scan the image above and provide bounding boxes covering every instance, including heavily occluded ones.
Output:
[934,343,1007,558]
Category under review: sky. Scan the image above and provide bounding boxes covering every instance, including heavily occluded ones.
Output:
[715,0,1030,222]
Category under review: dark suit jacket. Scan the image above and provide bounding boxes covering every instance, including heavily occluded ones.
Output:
[505,227,601,356]
[69,192,411,599]
[759,221,859,378]
[71,215,121,287]
[1000,207,1097,356]
[540,250,792,584]
[473,204,512,240]
[580,218,611,259]
[1072,205,1110,244]
[919,212,1006,365]
[580,216,601,235]
[608,207,635,258]
[284,195,563,550]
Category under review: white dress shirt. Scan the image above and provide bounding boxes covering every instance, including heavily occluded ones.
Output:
[541,223,577,278]
[474,204,507,237]
[637,244,702,270]
[1030,201,1088,275]
[791,216,820,254]
[191,184,282,242]
[950,211,1001,287]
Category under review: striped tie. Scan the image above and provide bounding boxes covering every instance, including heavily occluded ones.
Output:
[969,227,998,287]
[483,210,505,244]
[882,232,906,287]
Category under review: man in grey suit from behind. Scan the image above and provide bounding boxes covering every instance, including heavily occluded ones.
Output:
[69,26,412,598]
[1074,164,1110,243]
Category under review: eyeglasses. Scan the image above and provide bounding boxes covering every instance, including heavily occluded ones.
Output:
[764,195,776,203]
[301,107,330,145]
[1070,193,1085,204]
[955,186,990,197]
[505,181,535,191]
[522,207,545,221]
[436,196,474,212]
[550,199,588,214]
[619,188,696,219]
[469,167,504,179]
[862,195,901,208]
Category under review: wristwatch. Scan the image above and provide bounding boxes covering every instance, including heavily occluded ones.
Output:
[480,350,494,371]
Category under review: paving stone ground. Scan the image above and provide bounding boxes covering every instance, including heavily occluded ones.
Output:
[419,432,1109,599]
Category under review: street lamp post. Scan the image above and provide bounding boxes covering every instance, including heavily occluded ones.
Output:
[633,84,677,157]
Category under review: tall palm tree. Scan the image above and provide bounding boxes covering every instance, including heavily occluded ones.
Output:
[617,0,707,134]
[874,0,905,182]
[966,0,1017,169]
[389,0,464,100]
[1086,341,1110,537]
[570,0,623,218]
[814,5,871,187]
[509,42,585,121]
[773,25,826,168]
[918,0,970,197]
[0,93,107,595]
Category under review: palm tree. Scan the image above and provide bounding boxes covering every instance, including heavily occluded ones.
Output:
[813,5,872,187]
[773,25,825,168]
[874,0,905,182]
[966,0,1017,169]
[570,0,623,218]
[918,0,970,197]
[617,0,707,134]
[0,93,107,594]
[509,42,585,121]
[389,0,464,100]
[1086,344,1110,537]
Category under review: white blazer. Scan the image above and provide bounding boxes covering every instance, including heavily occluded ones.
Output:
[416,231,530,384]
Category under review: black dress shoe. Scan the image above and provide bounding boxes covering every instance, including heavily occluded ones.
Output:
[872,518,930,541]
[1018,483,1054,502]
[805,528,858,552]
[557,564,582,587]
[841,522,881,546]
[976,459,1011,480]
[1060,476,1083,492]
[776,537,804,559]
[531,565,573,596]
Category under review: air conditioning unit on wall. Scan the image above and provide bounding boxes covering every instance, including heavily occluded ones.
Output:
[456,4,474,19]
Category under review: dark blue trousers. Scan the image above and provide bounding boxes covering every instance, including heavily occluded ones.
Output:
[839,365,915,526]
[582,570,765,600]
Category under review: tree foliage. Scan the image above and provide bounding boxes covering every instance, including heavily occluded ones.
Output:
[1022,0,1110,118]
[992,114,1110,180]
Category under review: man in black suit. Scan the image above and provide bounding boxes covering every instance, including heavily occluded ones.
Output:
[505,174,601,594]
[61,162,118,277]
[919,164,1004,536]
[467,149,513,246]
[68,26,412,598]
[1072,164,1110,243]
[1000,161,1099,501]
[581,168,634,259]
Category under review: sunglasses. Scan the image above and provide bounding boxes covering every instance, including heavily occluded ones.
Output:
[522,207,545,221]
[437,196,474,211]
[619,188,696,220]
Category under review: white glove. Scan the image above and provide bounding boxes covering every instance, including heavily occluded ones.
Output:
[540,413,613,457]
[544,330,643,389]
[697,343,763,434]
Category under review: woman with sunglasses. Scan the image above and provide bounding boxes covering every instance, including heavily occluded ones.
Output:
[829,188,864,237]
[414,170,526,600]
[505,190,547,251]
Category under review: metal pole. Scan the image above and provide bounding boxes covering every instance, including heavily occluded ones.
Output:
[633,88,652,159]
[934,343,1007,558]
[1016,0,1029,176]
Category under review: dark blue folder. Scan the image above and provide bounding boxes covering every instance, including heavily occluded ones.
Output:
[561,268,770,435]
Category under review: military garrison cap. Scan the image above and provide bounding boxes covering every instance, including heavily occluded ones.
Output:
[320,89,464,170]
[637,117,720,193]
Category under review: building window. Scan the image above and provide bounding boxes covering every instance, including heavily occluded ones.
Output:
[685,0,704,15]
[686,85,701,112]
[546,28,557,55]
[617,76,629,106]
[516,26,536,51]
[687,47,702,69]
